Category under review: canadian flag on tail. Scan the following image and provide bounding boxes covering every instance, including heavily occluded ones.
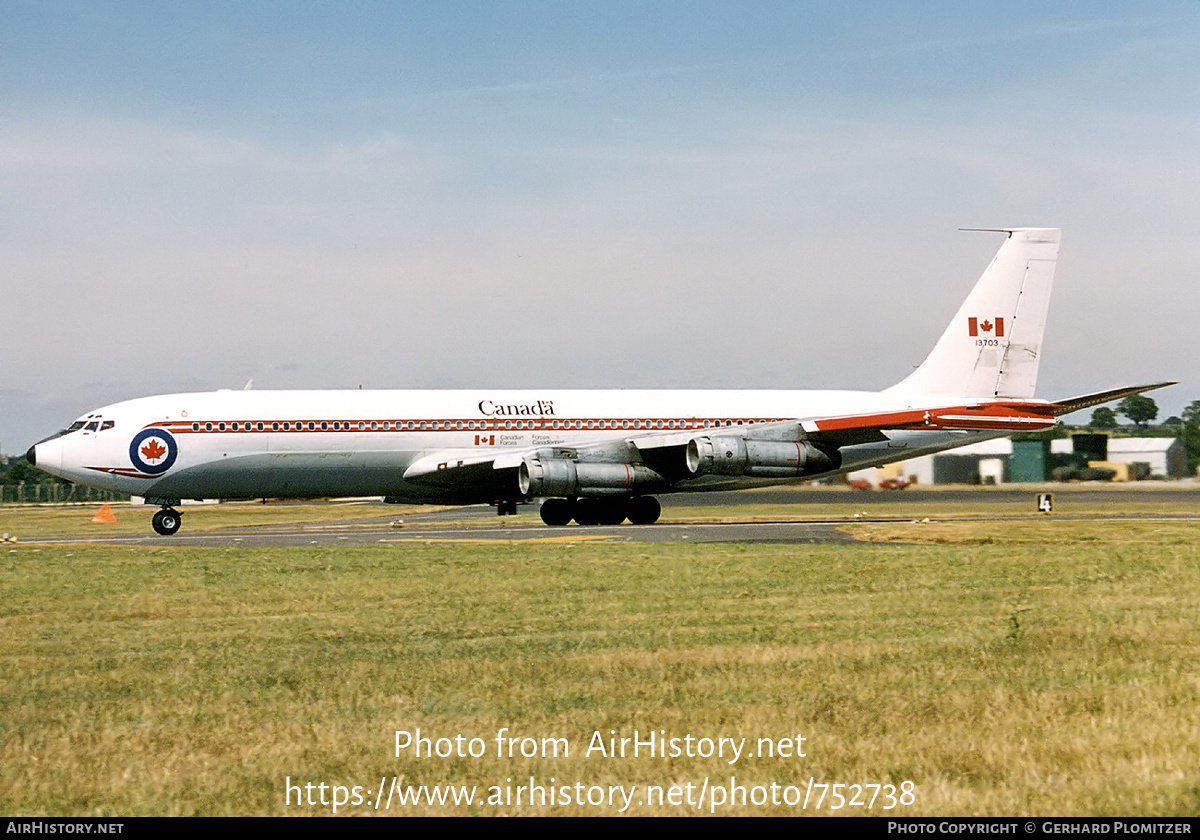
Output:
[968,317,1004,337]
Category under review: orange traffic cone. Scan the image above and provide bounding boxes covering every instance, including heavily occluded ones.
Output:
[91,503,117,524]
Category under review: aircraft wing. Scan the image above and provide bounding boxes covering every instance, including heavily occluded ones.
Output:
[398,382,1176,498]
[403,448,525,481]
[771,382,1176,448]
[402,403,1045,495]
[398,448,533,503]
[789,402,1064,448]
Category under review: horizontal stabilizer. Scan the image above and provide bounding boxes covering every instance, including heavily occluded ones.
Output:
[1047,382,1175,417]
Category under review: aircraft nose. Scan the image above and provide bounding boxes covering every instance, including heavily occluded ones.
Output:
[27,435,65,477]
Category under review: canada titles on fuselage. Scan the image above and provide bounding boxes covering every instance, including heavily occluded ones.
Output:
[479,399,556,417]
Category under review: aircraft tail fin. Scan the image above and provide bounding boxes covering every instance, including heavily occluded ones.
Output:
[885,228,1061,400]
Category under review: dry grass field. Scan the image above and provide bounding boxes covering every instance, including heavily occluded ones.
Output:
[1,498,1197,816]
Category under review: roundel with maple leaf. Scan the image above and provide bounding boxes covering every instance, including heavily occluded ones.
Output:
[129,428,178,475]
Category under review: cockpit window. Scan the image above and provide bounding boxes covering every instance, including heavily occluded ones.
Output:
[84,421,100,432]
[100,420,115,431]
[66,421,86,433]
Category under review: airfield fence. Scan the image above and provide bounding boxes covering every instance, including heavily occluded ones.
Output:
[0,483,129,503]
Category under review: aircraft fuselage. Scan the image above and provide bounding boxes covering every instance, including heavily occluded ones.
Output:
[28,388,1007,505]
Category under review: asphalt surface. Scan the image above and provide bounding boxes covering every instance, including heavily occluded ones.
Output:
[17,485,1200,547]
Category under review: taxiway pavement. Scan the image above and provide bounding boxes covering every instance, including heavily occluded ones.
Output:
[17,485,1199,547]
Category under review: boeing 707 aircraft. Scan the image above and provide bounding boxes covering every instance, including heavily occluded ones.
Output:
[26,228,1170,535]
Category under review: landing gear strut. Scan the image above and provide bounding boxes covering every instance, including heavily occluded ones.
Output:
[152,507,182,536]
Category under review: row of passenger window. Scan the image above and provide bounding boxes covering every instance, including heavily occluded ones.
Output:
[186,417,755,432]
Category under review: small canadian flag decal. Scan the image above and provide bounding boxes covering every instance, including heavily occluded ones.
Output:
[968,317,1004,337]
[474,434,495,446]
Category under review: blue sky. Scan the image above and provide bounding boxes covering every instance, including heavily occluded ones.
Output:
[4,2,1198,451]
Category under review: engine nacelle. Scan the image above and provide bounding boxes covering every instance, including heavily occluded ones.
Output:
[518,458,664,498]
[685,436,841,478]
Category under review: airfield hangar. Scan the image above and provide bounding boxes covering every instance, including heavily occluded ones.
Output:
[876,434,1186,485]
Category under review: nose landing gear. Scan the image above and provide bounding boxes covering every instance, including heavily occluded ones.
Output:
[152,507,182,536]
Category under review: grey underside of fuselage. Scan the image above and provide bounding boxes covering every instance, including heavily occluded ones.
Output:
[137,430,999,504]
[142,450,501,504]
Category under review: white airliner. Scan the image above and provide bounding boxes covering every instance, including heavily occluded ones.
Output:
[27,228,1169,535]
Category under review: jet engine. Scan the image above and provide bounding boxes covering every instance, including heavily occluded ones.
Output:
[518,457,664,498]
[685,436,840,478]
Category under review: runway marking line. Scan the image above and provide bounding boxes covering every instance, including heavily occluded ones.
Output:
[380,534,618,545]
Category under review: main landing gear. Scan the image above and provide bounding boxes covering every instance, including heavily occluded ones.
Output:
[539,496,661,527]
[152,507,183,536]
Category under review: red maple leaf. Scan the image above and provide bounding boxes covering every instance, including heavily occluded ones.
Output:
[980,320,994,332]
[141,439,167,461]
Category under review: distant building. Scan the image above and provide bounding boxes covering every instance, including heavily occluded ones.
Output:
[869,434,1185,485]
[1095,437,1187,479]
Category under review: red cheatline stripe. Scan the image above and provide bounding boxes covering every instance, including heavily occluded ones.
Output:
[148,401,1057,436]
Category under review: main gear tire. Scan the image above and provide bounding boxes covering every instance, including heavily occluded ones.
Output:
[152,508,182,536]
